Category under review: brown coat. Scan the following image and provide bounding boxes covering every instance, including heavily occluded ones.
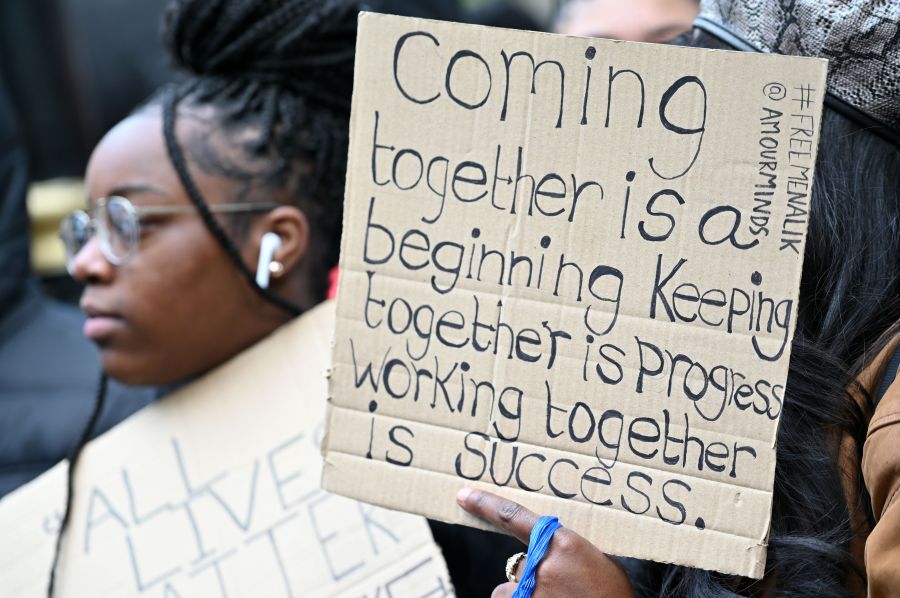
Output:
[848,331,900,596]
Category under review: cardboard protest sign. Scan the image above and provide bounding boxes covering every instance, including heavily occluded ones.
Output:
[0,303,452,597]
[321,13,827,578]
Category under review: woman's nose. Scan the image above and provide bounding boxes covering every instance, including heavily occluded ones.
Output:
[69,236,116,284]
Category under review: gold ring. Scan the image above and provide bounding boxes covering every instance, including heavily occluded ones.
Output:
[505,552,527,583]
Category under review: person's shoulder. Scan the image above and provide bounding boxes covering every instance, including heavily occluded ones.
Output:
[860,330,900,597]
[861,325,900,506]
[853,324,900,412]
[867,341,900,438]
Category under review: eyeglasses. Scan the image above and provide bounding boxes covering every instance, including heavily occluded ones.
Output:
[59,195,277,274]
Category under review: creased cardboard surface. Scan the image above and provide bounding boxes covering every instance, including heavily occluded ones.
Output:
[0,302,452,597]
[322,13,827,578]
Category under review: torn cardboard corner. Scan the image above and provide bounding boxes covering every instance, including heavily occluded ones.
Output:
[322,13,828,579]
[0,302,453,598]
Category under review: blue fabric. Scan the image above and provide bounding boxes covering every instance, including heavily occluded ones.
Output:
[512,516,562,598]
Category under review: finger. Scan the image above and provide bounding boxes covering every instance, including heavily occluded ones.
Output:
[514,554,526,580]
[457,488,539,544]
[491,582,517,598]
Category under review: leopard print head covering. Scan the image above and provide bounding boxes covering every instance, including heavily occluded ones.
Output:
[698,0,900,133]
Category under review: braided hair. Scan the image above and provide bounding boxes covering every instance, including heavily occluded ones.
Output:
[157,0,358,307]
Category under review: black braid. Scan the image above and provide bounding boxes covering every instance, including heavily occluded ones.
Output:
[161,87,303,316]
[47,373,108,597]
[156,0,357,302]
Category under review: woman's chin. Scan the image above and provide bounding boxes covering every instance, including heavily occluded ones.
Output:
[100,351,173,388]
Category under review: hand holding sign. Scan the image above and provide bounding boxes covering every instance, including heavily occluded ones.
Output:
[457,488,633,598]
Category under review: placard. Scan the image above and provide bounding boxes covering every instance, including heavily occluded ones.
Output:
[322,13,827,577]
[1,302,452,597]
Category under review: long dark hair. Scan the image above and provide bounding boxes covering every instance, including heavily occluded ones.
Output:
[626,29,900,598]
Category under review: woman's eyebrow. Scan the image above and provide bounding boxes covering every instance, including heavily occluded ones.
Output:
[583,23,690,43]
[106,183,171,198]
[647,23,691,41]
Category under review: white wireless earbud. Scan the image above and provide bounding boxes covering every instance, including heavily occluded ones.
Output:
[255,232,283,289]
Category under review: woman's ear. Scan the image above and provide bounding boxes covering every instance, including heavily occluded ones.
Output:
[253,205,310,277]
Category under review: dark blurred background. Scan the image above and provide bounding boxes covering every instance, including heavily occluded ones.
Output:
[0,0,173,302]
[0,0,549,182]
[0,0,550,302]
[0,0,172,181]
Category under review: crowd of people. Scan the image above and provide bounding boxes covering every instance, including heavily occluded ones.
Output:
[1,0,898,596]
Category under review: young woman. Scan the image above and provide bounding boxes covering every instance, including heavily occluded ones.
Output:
[65,0,355,387]
[460,1,900,596]
[49,1,356,590]
[58,1,519,595]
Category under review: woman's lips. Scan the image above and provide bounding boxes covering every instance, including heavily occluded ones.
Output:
[83,315,125,341]
[81,302,125,341]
